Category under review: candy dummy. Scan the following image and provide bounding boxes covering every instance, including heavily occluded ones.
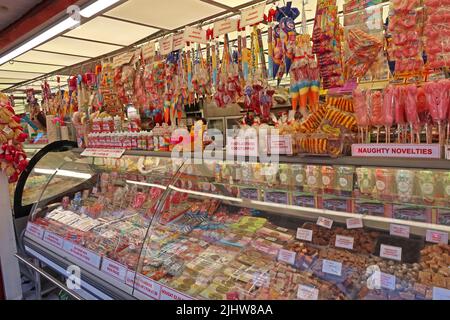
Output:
[416,87,433,143]
[424,80,449,145]
[393,86,407,143]
[353,88,370,142]
[369,91,383,143]
[382,85,395,143]
[404,84,420,143]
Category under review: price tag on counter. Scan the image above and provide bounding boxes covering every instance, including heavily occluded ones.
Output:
[63,241,101,269]
[426,230,449,244]
[101,257,128,282]
[380,244,402,261]
[160,285,193,300]
[135,273,161,299]
[322,259,342,276]
[335,235,354,250]
[297,285,319,300]
[380,272,396,290]
[296,228,313,242]
[125,270,136,287]
[26,223,45,239]
[43,231,64,249]
[432,287,450,300]
[81,148,125,158]
[317,216,333,229]
[277,249,296,265]
[390,224,410,238]
[346,217,363,229]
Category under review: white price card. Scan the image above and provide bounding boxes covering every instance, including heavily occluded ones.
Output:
[135,273,161,299]
[240,2,266,28]
[125,270,136,287]
[317,216,333,229]
[432,287,450,300]
[346,217,363,229]
[322,259,342,276]
[183,26,207,44]
[380,272,396,290]
[63,241,101,268]
[267,135,293,155]
[380,244,402,261]
[277,249,296,265]
[81,148,125,158]
[43,231,64,249]
[160,285,193,300]
[226,136,258,157]
[213,18,238,37]
[297,285,319,300]
[390,224,410,238]
[172,33,185,51]
[142,42,156,59]
[296,228,313,242]
[26,223,45,239]
[426,230,449,244]
[159,36,173,55]
[101,257,128,282]
[335,235,354,250]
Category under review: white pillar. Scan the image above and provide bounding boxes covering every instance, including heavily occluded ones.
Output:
[0,173,22,300]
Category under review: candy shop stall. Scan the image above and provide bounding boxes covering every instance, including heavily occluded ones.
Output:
[0,0,447,301]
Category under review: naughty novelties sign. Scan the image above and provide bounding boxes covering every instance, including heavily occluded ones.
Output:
[352,144,441,159]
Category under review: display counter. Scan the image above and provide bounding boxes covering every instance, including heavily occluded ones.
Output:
[21,149,450,300]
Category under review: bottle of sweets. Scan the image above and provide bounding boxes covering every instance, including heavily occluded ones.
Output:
[147,131,154,151]
[153,124,160,151]
[114,115,122,132]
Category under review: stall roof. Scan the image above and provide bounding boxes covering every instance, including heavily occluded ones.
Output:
[1,0,368,96]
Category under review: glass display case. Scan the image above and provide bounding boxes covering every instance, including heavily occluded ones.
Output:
[14,141,78,219]
[22,151,450,300]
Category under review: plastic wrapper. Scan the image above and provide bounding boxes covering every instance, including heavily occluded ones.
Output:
[388,0,424,75]
[343,4,385,80]
[423,0,450,71]
[312,0,345,89]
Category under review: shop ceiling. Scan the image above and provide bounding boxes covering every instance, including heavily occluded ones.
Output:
[0,0,357,96]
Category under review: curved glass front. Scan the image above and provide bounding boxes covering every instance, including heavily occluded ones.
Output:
[24,153,450,300]
[26,154,183,291]
[134,159,450,300]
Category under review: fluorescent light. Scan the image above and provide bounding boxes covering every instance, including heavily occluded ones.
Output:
[34,168,92,179]
[168,184,243,203]
[125,180,167,190]
[0,17,79,65]
[80,0,122,18]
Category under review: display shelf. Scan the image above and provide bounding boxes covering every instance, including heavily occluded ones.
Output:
[164,183,450,237]
[20,148,450,300]
[72,148,450,170]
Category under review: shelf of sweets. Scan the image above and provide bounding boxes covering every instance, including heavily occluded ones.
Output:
[25,177,450,300]
[72,148,450,170]
[134,197,449,300]
[23,152,450,300]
